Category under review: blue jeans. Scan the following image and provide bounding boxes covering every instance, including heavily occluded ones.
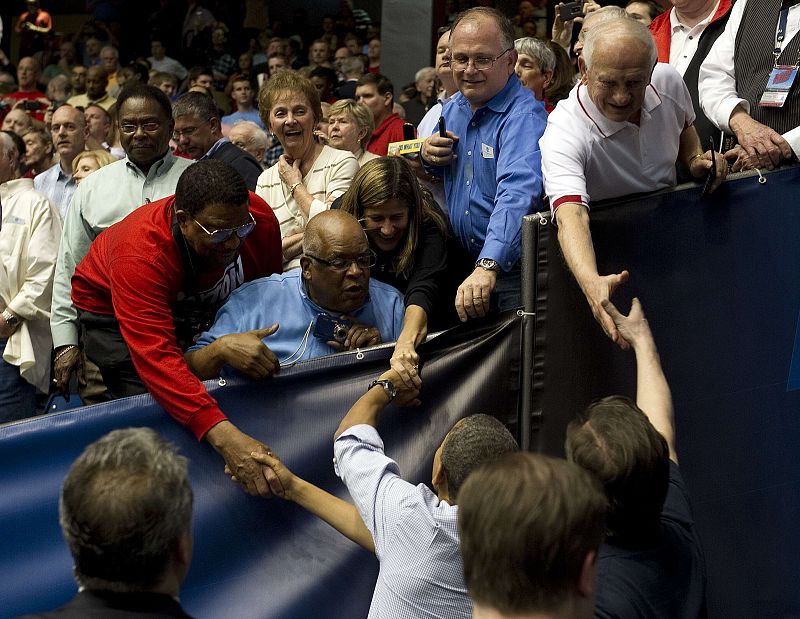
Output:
[0,338,37,423]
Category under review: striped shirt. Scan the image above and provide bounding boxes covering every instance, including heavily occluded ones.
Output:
[334,425,472,619]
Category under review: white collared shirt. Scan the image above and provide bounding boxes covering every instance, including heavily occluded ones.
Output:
[669,0,722,75]
[699,0,800,153]
[540,63,694,218]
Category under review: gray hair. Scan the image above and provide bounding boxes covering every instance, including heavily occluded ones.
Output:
[230,120,267,150]
[0,131,19,169]
[583,17,656,70]
[514,37,556,73]
[59,428,193,592]
[340,55,364,78]
[172,90,219,121]
[415,66,436,82]
[328,99,374,149]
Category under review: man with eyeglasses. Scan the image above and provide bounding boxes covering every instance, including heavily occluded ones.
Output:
[186,210,404,379]
[51,85,194,404]
[172,91,263,191]
[421,7,547,323]
[70,160,284,496]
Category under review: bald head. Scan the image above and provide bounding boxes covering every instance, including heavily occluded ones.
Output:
[228,122,267,164]
[303,210,366,256]
[574,6,627,60]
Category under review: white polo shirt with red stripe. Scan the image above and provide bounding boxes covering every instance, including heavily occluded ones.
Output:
[540,63,694,220]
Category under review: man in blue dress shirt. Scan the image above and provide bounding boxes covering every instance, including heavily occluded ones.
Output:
[186,210,404,379]
[421,7,547,322]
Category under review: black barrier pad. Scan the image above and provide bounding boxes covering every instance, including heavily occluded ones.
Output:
[0,310,520,619]
[532,166,800,618]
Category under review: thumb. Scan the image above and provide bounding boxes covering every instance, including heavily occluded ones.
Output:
[252,323,279,339]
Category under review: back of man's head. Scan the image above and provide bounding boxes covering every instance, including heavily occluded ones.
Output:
[441,414,519,502]
[458,452,606,618]
[59,428,193,593]
[0,131,23,182]
[565,395,669,543]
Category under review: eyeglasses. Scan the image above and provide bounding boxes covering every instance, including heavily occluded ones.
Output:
[451,47,514,71]
[190,212,256,243]
[172,118,212,140]
[305,250,377,272]
[120,121,161,135]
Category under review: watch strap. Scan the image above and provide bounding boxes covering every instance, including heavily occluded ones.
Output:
[368,379,397,402]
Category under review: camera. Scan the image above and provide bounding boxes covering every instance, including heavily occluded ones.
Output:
[313,314,352,344]
[21,100,41,111]
[559,1,583,21]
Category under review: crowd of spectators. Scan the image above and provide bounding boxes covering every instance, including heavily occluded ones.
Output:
[1,0,798,616]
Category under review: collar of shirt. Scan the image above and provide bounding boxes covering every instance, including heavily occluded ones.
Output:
[202,136,229,160]
[296,270,372,316]
[455,73,525,116]
[670,0,720,33]
[123,150,172,178]
[576,80,663,138]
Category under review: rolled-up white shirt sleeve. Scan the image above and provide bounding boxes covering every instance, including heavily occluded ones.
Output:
[698,0,748,134]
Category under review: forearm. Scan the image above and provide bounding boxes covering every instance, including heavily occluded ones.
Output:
[282,233,304,262]
[291,477,375,552]
[185,339,228,380]
[290,185,314,218]
[556,204,599,291]
[334,387,389,439]
[397,305,428,349]
[633,339,676,461]
[677,124,704,172]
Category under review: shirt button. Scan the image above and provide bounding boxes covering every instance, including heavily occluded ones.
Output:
[465,210,469,215]
[688,35,693,40]
[467,150,472,155]
[466,180,470,185]
[471,122,476,126]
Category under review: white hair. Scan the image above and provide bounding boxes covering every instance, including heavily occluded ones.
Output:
[583,17,657,70]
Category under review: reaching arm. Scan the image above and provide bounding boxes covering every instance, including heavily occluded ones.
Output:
[556,202,630,348]
[251,451,375,552]
[390,304,427,389]
[602,298,676,461]
[334,368,421,439]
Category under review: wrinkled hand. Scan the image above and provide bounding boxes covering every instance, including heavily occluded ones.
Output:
[583,270,630,349]
[455,267,498,322]
[328,316,381,351]
[313,129,330,145]
[730,111,793,170]
[219,324,280,379]
[250,451,294,500]
[601,297,654,351]
[278,155,303,187]
[378,367,420,407]
[422,131,459,167]
[688,150,728,193]
[390,340,421,390]
[207,421,282,497]
[53,346,86,399]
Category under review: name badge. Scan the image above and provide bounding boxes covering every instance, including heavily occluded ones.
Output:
[481,143,494,159]
[759,65,798,108]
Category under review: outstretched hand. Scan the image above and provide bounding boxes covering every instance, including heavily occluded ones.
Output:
[600,297,654,351]
[583,270,630,349]
[220,324,280,379]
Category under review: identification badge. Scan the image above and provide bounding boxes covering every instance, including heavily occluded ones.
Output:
[481,143,494,158]
[759,65,798,107]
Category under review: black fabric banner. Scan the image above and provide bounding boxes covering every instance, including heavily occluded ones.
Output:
[0,311,521,618]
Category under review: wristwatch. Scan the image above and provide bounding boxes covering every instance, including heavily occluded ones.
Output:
[368,379,397,402]
[2,309,20,329]
[475,258,500,272]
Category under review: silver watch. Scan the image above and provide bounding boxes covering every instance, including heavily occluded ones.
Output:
[368,379,397,402]
[475,258,500,272]
[2,309,20,328]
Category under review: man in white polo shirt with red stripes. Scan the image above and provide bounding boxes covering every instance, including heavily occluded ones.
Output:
[540,16,726,348]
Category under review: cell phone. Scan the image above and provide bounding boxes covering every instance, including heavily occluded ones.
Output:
[438,116,447,138]
[21,100,41,111]
[559,1,583,21]
[403,122,416,141]
[701,137,716,197]
[312,314,352,344]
